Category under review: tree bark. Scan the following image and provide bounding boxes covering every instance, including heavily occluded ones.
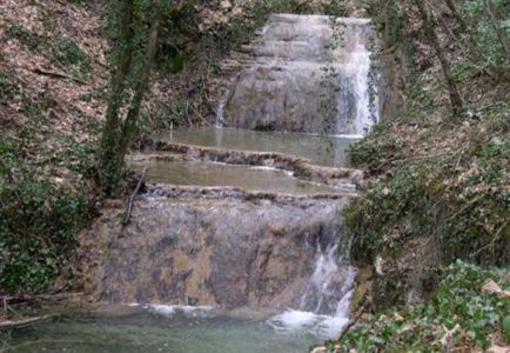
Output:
[414,0,464,118]
[117,0,163,160]
[98,0,136,191]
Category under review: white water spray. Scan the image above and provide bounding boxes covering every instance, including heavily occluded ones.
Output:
[268,244,357,339]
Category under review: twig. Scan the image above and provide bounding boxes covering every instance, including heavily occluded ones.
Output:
[31,67,87,85]
[122,167,148,226]
[0,315,53,331]
[2,297,7,318]
[470,219,510,259]
[0,293,83,304]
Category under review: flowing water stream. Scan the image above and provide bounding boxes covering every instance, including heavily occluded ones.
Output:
[6,13,379,353]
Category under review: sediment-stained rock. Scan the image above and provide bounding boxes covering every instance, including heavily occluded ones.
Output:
[79,188,351,309]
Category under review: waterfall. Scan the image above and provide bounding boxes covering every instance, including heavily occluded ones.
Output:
[221,14,380,137]
[334,17,380,136]
[268,243,357,339]
[215,88,229,128]
[299,244,357,315]
[215,101,225,128]
[87,12,380,347]
[347,37,379,135]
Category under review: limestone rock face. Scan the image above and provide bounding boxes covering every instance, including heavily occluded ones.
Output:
[223,15,379,135]
[85,189,350,309]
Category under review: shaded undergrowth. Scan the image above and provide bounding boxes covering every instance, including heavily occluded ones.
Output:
[335,261,510,352]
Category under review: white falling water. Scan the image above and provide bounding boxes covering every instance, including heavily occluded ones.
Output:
[350,42,378,136]
[220,15,380,137]
[215,95,227,128]
[268,244,357,339]
[334,19,379,137]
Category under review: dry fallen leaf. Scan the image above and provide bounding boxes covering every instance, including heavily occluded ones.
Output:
[482,280,510,299]
[487,345,510,353]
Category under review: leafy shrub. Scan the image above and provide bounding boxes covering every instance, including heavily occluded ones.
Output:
[346,136,510,266]
[338,261,510,352]
[503,315,510,343]
[0,138,91,294]
[52,38,92,78]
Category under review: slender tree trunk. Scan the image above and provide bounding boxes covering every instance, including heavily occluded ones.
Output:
[98,0,165,193]
[117,1,163,161]
[484,0,510,60]
[98,0,135,190]
[101,0,135,146]
[414,0,464,118]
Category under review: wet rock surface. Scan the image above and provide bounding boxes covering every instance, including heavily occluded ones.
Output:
[223,15,378,135]
[82,189,351,309]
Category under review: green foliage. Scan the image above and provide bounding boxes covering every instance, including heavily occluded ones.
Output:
[5,21,92,79]
[156,52,185,74]
[5,21,44,51]
[366,0,416,69]
[339,261,510,352]
[322,0,347,17]
[145,96,193,131]
[347,135,510,265]
[503,315,510,343]
[0,70,16,106]
[52,38,92,78]
[349,119,408,172]
[0,138,91,294]
[459,0,510,70]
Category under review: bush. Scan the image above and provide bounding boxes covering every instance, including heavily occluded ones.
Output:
[346,137,510,266]
[0,138,91,294]
[338,261,510,352]
[52,38,92,78]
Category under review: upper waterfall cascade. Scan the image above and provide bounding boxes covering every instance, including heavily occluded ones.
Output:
[220,14,380,136]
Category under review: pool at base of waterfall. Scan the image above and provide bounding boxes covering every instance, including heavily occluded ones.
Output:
[154,127,359,167]
[128,159,346,195]
[5,306,349,353]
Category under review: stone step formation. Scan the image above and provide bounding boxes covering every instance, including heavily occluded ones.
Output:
[221,14,380,136]
[79,13,381,341]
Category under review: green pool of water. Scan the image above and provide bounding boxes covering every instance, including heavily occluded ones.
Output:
[155,127,358,167]
[3,310,323,353]
[128,159,343,195]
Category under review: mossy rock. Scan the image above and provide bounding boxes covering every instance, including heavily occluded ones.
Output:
[352,266,373,310]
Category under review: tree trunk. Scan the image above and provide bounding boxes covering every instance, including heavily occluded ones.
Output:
[98,0,136,190]
[97,0,164,193]
[117,1,163,161]
[414,0,464,118]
